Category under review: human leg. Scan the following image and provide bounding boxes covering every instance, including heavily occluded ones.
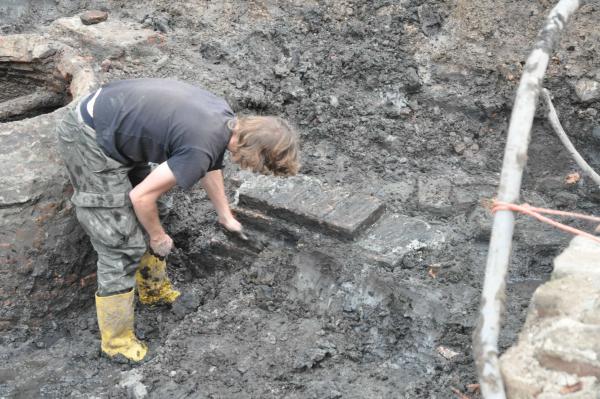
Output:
[56,103,147,362]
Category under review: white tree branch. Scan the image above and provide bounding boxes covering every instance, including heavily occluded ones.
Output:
[542,88,600,187]
[473,1,581,398]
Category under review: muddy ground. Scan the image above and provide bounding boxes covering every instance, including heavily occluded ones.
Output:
[1,1,600,398]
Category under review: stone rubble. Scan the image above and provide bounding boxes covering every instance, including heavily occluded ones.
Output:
[501,236,600,397]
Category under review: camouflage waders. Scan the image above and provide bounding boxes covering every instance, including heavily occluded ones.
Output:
[56,101,146,295]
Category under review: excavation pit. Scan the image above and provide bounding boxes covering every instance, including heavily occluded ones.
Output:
[0,33,98,122]
[0,58,70,123]
[0,37,74,123]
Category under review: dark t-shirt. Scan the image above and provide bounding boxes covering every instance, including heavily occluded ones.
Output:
[93,78,234,190]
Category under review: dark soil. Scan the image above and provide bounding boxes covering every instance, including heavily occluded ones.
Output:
[1,1,600,398]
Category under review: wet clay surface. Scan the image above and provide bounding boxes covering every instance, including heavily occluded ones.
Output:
[1,1,600,398]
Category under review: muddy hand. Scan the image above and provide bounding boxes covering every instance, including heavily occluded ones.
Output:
[150,233,173,258]
[219,224,267,252]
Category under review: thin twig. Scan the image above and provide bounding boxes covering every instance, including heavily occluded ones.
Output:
[541,88,600,187]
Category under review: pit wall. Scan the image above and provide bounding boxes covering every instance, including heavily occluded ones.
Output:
[500,236,600,397]
[0,17,161,331]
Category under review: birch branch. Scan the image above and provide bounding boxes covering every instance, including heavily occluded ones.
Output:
[473,1,581,398]
[541,88,600,187]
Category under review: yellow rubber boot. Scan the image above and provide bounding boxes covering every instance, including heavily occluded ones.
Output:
[135,251,181,306]
[95,289,147,363]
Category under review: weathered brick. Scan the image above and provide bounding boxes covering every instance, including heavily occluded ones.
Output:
[530,275,600,321]
[501,338,600,399]
[237,175,385,239]
[535,320,600,379]
[80,10,108,25]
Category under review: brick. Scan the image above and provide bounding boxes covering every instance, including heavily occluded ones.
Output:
[534,319,600,378]
[358,214,445,267]
[531,275,600,322]
[501,341,600,399]
[80,10,108,25]
[237,175,385,239]
[553,236,600,280]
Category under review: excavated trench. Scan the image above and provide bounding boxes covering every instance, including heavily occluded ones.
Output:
[2,1,599,398]
[0,53,70,123]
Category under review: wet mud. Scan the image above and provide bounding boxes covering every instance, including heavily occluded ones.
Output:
[1,1,600,398]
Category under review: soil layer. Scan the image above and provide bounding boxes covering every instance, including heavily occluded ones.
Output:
[1,1,599,398]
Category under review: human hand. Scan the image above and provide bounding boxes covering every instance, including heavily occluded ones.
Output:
[218,219,266,252]
[150,233,173,258]
[218,216,243,234]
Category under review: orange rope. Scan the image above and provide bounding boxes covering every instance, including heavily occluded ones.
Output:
[492,201,600,245]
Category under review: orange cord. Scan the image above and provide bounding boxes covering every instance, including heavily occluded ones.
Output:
[492,201,600,245]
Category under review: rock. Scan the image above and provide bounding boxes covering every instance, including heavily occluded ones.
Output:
[79,10,108,25]
[553,236,600,280]
[171,292,201,320]
[119,369,148,399]
[453,142,466,154]
[0,34,97,330]
[530,275,600,322]
[535,320,600,378]
[358,214,445,268]
[305,380,343,399]
[501,341,600,399]
[417,5,442,36]
[293,346,335,370]
[574,79,600,102]
[417,178,453,217]
[501,235,600,397]
[101,59,112,72]
[237,175,385,239]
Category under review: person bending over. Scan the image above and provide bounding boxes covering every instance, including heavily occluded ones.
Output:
[56,78,299,362]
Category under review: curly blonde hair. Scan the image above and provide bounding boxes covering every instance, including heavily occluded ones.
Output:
[230,116,300,176]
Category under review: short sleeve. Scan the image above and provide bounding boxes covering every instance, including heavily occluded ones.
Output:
[167,148,212,190]
[207,149,226,172]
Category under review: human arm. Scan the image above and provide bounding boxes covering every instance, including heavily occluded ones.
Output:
[129,161,177,256]
[200,169,242,232]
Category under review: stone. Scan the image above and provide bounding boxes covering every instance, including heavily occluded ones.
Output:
[79,10,108,25]
[552,236,600,280]
[501,341,600,399]
[417,5,442,36]
[530,275,600,321]
[171,292,201,320]
[535,320,600,379]
[100,59,112,72]
[574,79,600,103]
[417,178,453,217]
[501,236,600,398]
[358,214,445,268]
[119,369,148,399]
[237,175,385,239]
